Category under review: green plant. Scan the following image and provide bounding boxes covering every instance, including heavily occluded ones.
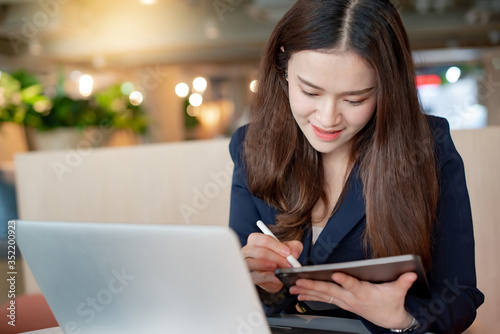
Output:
[183,98,199,130]
[0,70,51,127]
[0,69,149,134]
[38,96,109,131]
[94,84,148,134]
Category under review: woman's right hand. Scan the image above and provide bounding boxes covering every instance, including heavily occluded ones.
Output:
[242,232,303,293]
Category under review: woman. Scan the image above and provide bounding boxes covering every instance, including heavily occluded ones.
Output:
[228,0,484,333]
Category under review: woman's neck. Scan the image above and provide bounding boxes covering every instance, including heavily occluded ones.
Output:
[321,142,353,181]
[311,147,354,227]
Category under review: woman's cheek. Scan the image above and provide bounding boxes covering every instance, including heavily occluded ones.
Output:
[289,90,314,117]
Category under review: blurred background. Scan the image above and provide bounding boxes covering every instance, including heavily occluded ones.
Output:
[0,1,499,332]
[0,0,499,155]
[0,0,499,157]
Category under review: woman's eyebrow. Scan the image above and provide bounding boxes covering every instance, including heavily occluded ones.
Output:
[297,75,374,96]
[342,87,375,96]
[297,75,324,91]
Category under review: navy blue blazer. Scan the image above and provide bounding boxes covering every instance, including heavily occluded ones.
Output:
[228,116,484,334]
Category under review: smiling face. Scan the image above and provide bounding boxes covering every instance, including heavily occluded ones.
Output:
[287,50,378,161]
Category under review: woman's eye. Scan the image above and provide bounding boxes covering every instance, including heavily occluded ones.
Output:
[301,90,317,97]
[346,100,364,106]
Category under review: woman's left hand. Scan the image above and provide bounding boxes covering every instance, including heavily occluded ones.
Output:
[288,272,417,329]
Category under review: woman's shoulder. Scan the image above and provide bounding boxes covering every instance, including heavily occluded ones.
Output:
[425,115,461,166]
[229,124,249,163]
[426,114,452,139]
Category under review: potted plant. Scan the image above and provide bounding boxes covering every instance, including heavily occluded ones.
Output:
[0,70,52,157]
[0,70,52,127]
[0,69,149,151]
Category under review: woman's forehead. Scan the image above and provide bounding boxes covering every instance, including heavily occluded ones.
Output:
[288,50,377,91]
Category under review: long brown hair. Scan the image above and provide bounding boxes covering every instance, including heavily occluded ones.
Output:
[244,0,438,269]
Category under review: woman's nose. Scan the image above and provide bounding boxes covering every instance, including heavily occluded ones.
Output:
[317,100,341,128]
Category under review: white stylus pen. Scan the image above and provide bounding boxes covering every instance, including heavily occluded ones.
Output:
[256,220,302,268]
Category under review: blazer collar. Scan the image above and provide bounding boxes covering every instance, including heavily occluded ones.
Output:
[298,164,366,265]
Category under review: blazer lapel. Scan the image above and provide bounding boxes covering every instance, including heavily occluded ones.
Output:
[305,164,366,265]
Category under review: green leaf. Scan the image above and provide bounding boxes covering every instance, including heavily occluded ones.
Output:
[21,84,43,103]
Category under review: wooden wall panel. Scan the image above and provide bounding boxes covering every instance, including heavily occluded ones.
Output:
[452,127,500,333]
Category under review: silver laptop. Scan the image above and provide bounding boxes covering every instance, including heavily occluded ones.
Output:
[17,220,271,334]
[17,220,370,334]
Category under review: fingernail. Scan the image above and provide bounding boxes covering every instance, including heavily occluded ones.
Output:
[281,248,290,256]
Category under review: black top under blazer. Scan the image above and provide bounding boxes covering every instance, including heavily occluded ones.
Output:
[228,115,484,334]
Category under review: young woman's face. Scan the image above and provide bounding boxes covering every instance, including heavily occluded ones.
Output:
[287,50,377,159]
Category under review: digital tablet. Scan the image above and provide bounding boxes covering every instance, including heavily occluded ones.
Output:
[275,254,430,298]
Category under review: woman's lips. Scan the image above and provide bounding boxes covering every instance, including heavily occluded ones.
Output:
[312,125,342,141]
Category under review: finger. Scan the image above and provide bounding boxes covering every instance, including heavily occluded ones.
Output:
[394,272,417,293]
[295,278,343,294]
[289,284,324,297]
[293,278,351,305]
[259,282,285,294]
[250,271,282,286]
[291,284,343,305]
[244,258,277,272]
[290,285,328,301]
[242,245,291,269]
[296,293,339,305]
[292,279,345,298]
[248,233,292,257]
[331,272,360,292]
[284,240,303,259]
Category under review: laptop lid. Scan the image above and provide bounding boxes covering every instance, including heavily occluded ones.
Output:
[16,220,271,334]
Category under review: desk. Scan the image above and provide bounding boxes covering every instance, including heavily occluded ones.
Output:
[21,316,372,334]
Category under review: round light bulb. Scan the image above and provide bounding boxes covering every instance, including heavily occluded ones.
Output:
[129,91,143,106]
[79,75,93,97]
[175,83,190,98]
[250,80,258,93]
[189,93,203,107]
[446,67,461,84]
[186,105,201,117]
[193,77,208,93]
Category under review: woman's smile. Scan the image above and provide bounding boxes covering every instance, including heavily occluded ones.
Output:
[311,124,343,141]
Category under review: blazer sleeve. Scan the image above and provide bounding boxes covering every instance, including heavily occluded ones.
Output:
[361,116,485,333]
[228,125,282,247]
[228,125,261,246]
[228,125,298,315]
